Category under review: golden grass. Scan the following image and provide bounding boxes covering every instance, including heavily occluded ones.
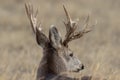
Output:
[0,0,119,80]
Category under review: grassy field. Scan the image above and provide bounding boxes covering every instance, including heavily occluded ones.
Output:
[0,0,120,80]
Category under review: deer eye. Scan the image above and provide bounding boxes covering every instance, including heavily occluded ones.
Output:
[69,53,73,57]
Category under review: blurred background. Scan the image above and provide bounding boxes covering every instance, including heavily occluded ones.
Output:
[0,0,120,80]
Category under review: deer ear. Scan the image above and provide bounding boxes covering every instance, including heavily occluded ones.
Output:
[36,27,49,48]
[49,25,62,49]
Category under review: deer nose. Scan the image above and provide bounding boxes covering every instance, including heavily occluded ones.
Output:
[81,64,84,70]
[76,64,84,72]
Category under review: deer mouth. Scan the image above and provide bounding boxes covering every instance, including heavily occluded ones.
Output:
[73,65,84,72]
[73,69,83,72]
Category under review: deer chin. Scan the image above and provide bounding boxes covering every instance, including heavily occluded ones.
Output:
[72,70,80,73]
[67,70,77,73]
[71,68,84,72]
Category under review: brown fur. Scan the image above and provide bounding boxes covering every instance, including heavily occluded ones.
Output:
[25,3,92,80]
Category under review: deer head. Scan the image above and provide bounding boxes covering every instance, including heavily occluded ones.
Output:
[25,3,93,79]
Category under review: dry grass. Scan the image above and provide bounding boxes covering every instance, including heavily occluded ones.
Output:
[0,0,120,80]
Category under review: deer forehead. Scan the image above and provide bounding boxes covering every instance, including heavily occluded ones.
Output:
[57,47,72,55]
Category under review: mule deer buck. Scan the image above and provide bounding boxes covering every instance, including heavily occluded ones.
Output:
[25,3,93,80]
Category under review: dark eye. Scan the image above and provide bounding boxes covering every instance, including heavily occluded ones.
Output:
[69,53,73,57]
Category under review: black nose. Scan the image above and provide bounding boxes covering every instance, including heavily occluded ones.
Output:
[81,64,84,69]
[76,65,84,72]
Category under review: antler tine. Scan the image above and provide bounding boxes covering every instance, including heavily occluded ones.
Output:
[25,3,41,33]
[25,3,30,18]
[63,5,71,35]
[83,14,89,29]
[63,5,71,23]
[63,7,94,46]
[34,8,38,18]
[63,5,80,46]
[68,15,93,41]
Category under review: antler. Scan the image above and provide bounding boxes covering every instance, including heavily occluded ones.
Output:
[25,3,50,48]
[63,5,95,46]
[25,3,41,33]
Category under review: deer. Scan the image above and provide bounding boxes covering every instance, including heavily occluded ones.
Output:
[25,3,93,80]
